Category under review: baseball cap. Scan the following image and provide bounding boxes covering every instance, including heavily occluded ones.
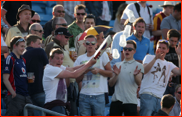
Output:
[54,27,73,37]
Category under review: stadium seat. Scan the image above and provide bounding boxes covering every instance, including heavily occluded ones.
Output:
[45,7,53,15]
[39,14,52,26]
[46,1,56,7]
[32,5,45,14]
[156,8,162,13]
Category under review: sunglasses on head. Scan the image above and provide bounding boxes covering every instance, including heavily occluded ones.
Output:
[31,20,41,23]
[15,38,25,44]
[57,10,65,13]
[123,47,134,51]
[56,23,67,27]
[77,13,86,16]
[158,39,168,43]
[33,30,44,33]
[85,41,96,45]
[177,92,181,94]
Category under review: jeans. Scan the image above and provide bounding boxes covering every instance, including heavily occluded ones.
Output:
[140,94,161,116]
[79,94,105,116]
[31,92,45,116]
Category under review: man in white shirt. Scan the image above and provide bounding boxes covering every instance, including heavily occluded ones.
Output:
[43,48,96,115]
[74,35,112,116]
[139,40,181,116]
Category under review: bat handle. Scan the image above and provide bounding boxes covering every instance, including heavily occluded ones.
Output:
[94,52,101,60]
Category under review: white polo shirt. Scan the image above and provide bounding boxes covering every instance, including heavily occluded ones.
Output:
[121,2,153,39]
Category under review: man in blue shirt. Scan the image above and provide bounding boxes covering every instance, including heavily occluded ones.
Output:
[23,34,48,115]
[3,36,33,116]
[121,17,150,63]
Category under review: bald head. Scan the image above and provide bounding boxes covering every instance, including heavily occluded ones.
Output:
[52,5,65,18]
[52,17,67,30]
[30,12,40,24]
[29,23,44,38]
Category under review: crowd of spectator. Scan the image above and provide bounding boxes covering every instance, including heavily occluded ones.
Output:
[1,1,181,116]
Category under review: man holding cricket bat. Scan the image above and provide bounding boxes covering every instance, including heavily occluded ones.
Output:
[74,35,112,116]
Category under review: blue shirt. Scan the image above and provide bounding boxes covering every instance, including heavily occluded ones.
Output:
[23,47,48,96]
[3,52,29,96]
[110,31,123,67]
[121,34,150,61]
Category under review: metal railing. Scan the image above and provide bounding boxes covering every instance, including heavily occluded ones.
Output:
[24,104,66,116]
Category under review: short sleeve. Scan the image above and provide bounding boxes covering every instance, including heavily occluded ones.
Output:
[170,62,178,72]
[138,63,144,74]
[160,18,170,30]
[60,65,66,70]
[143,55,155,64]
[102,52,110,66]
[44,65,63,80]
[3,55,13,74]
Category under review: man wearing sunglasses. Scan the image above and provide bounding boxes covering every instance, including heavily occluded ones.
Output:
[68,4,87,48]
[109,40,144,116]
[169,84,181,116]
[30,12,41,24]
[139,40,181,116]
[29,23,44,38]
[44,17,68,51]
[3,36,34,116]
[74,35,112,116]
[43,5,65,39]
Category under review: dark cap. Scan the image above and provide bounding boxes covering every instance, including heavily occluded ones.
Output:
[16,4,35,20]
[54,27,73,37]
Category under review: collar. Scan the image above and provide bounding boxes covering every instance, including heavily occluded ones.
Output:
[52,38,65,50]
[14,22,30,33]
[10,52,23,59]
[131,33,144,41]
[123,59,135,64]
[70,21,83,30]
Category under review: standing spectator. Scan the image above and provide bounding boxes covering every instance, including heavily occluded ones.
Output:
[29,23,44,38]
[57,1,84,25]
[3,36,33,116]
[154,94,175,116]
[153,1,175,52]
[74,14,96,56]
[74,35,112,116]
[139,40,181,116]
[121,1,153,39]
[43,5,65,39]
[30,12,40,24]
[109,40,144,116]
[121,17,150,63]
[164,29,181,96]
[1,1,32,27]
[68,4,87,48]
[160,2,181,39]
[43,48,96,115]
[85,1,113,26]
[5,4,35,47]
[111,19,133,67]
[23,34,48,115]
[169,84,181,116]
[113,3,128,32]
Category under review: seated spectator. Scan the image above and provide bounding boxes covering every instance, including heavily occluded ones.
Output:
[153,1,174,52]
[3,36,33,116]
[113,3,128,32]
[30,12,40,24]
[109,40,144,116]
[29,23,44,38]
[154,94,175,116]
[5,4,35,47]
[121,17,150,63]
[43,5,65,39]
[74,35,112,116]
[160,2,181,39]
[68,4,87,48]
[169,84,181,116]
[1,1,32,27]
[43,48,96,115]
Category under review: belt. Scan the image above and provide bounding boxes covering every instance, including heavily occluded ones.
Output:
[142,92,160,99]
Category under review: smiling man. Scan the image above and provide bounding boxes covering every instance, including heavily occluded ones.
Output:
[109,40,144,116]
[139,39,181,116]
[5,4,35,47]
[121,17,150,63]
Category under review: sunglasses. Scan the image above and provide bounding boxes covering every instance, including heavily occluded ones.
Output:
[15,38,25,44]
[56,23,67,27]
[65,36,69,39]
[123,47,134,51]
[77,13,86,16]
[33,30,44,33]
[85,41,96,45]
[31,20,41,23]
[177,92,181,94]
[57,10,65,13]
[158,39,169,43]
